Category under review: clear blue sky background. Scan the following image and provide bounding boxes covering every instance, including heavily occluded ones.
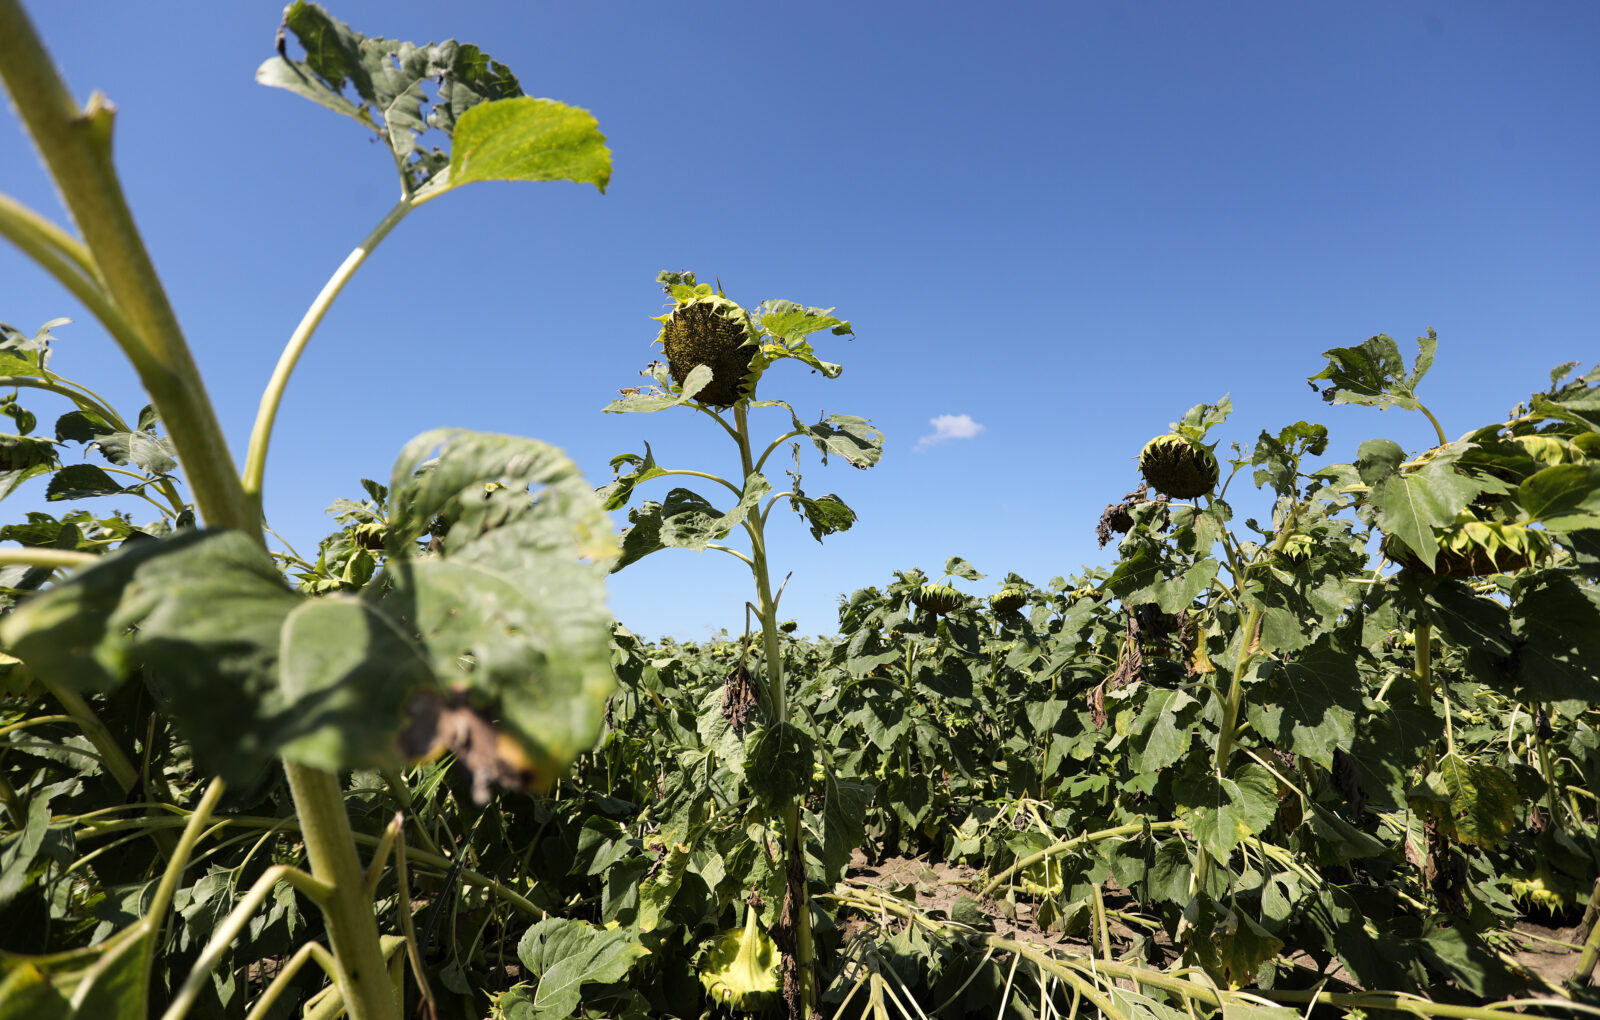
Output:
[2,2,1596,639]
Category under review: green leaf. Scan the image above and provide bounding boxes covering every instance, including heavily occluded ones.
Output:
[787,486,856,543]
[56,410,177,477]
[44,464,123,501]
[1354,438,1405,485]
[1309,331,1436,411]
[756,301,850,343]
[0,791,52,907]
[1517,462,1600,532]
[1244,637,1362,769]
[1371,457,1485,569]
[0,964,71,1020]
[1413,753,1519,849]
[515,918,647,1019]
[276,597,433,771]
[444,96,610,194]
[598,443,667,511]
[1130,689,1199,773]
[65,923,154,1020]
[799,414,884,470]
[612,475,769,570]
[636,842,690,935]
[0,531,301,782]
[944,557,985,581]
[1513,575,1600,704]
[613,501,667,572]
[257,2,526,195]
[821,775,874,885]
[1175,762,1277,860]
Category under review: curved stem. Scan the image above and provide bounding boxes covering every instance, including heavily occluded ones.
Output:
[693,402,740,443]
[0,376,124,425]
[706,543,754,567]
[243,941,338,1020]
[979,821,1183,898]
[0,194,142,355]
[1418,403,1449,447]
[243,199,411,501]
[754,429,804,474]
[162,864,334,1020]
[0,1,254,535]
[145,778,227,937]
[658,467,742,498]
[0,547,96,572]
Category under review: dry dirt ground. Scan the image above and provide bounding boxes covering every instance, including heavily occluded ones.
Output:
[840,852,1591,995]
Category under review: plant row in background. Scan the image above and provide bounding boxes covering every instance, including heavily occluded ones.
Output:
[2,2,1600,1019]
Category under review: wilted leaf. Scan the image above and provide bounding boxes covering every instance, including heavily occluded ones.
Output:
[257,2,525,194]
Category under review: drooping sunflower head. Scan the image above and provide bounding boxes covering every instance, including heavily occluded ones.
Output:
[655,290,759,407]
[1138,434,1219,500]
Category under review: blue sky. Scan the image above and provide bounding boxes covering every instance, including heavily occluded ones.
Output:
[2,2,1596,638]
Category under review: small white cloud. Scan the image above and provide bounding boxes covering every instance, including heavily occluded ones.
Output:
[915,413,985,451]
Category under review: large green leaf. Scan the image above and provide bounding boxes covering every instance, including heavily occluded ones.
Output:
[446,96,610,194]
[1309,331,1436,412]
[1518,462,1600,532]
[276,597,433,771]
[1244,637,1363,769]
[1512,574,1600,705]
[820,775,874,884]
[44,464,124,502]
[1412,753,1519,849]
[0,964,70,1020]
[515,918,648,1020]
[1371,457,1485,569]
[0,530,300,782]
[1174,762,1277,860]
[375,430,617,784]
[257,2,526,194]
[785,482,856,543]
[611,475,770,571]
[3,430,616,788]
[54,410,176,476]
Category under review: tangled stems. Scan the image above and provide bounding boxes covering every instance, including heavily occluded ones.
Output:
[829,886,1578,1020]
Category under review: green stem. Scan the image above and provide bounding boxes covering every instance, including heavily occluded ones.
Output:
[70,812,543,918]
[38,674,141,795]
[242,941,338,1020]
[1416,622,1438,773]
[656,468,743,498]
[284,764,400,1020]
[733,401,814,1017]
[2,15,398,1016]
[0,547,96,570]
[979,820,1183,898]
[1209,494,1302,778]
[1418,403,1449,447]
[243,199,411,501]
[141,778,226,974]
[1576,876,1600,982]
[1211,607,1261,776]
[1531,704,1566,833]
[706,543,755,567]
[0,0,255,536]
[0,193,143,354]
[754,429,804,474]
